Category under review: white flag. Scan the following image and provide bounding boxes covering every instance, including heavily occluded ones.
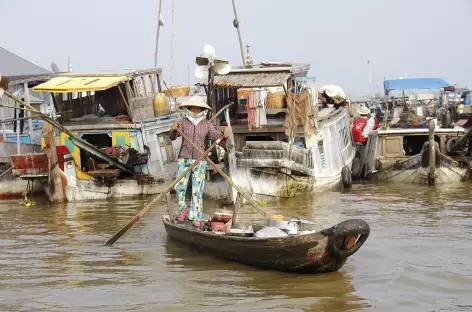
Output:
[159,13,165,26]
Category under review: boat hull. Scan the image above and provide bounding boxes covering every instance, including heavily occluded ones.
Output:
[370,153,470,184]
[0,175,43,199]
[58,172,175,202]
[162,217,370,274]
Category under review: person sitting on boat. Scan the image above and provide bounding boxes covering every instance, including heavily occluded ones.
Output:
[318,85,348,111]
[351,106,371,145]
[170,97,228,228]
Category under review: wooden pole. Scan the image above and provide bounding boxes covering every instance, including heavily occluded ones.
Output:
[104,136,224,246]
[175,128,268,219]
[0,96,6,142]
[23,82,33,143]
[15,98,20,155]
[43,122,65,203]
[154,0,163,67]
[170,0,175,84]
[231,0,246,66]
[428,119,435,185]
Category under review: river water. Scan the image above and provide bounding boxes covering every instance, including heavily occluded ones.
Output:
[0,182,471,312]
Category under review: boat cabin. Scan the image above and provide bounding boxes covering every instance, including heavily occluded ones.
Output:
[32,69,181,179]
[210,62,311,151]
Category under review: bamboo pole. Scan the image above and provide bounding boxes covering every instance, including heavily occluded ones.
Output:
[104,136,224,246]
[23,82,33,144]
[231,0,246,66]
[170,0,175,84]
[175,128,268,219]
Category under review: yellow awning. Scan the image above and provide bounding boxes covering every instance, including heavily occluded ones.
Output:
[32,76,128,93]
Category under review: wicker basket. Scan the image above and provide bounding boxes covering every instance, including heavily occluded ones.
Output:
[266,91,287,109]
[164,85,190,97]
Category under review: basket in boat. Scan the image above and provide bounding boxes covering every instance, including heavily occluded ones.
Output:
[163,86,190,97]
[266,91,287,109]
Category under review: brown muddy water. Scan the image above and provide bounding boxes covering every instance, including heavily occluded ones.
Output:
[1,183,472,312]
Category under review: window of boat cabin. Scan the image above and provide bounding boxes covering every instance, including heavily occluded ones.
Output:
[402,135,440,156]
[79,133,113,172]
[55,88,128,122]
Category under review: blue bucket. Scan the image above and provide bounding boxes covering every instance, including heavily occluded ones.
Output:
[464,96,471,105]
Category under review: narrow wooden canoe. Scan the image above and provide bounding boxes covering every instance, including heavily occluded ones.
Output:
[162,216,370,274]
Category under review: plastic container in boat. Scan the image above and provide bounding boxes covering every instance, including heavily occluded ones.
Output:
[153,93,170,116]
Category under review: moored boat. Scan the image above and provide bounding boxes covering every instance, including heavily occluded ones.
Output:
[359,78,471,184]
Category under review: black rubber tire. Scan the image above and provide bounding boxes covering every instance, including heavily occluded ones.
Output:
[320,219,370,259]
[342,165,352,188]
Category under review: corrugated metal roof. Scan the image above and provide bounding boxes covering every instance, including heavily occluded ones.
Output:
[213,72,291,88]
[0,47,51,77]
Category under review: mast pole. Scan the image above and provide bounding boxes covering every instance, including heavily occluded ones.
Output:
[154,0,163,67]
[170,0,175,84]
[231,0,246,66]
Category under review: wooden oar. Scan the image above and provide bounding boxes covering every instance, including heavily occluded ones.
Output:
[175,128,268,219]
[104,135,224,246]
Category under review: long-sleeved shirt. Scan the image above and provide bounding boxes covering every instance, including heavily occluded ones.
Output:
[169,118,222,159]
[362,117,376,138]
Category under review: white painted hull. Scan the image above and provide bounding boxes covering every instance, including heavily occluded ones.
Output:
[218,107,355,200]
[58,175,174,202]
[0,175,43,199]
[377,166,470,184]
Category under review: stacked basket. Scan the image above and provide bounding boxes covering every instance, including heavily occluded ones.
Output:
[163,85,190,97]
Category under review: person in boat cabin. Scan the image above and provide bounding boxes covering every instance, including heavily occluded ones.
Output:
[170,97,229,228]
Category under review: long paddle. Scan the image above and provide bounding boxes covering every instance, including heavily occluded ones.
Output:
[104,135,224,246]
[175,128,268,219]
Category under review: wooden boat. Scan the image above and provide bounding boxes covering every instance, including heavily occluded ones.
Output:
[358,78,471,184]
[162,216,370,274]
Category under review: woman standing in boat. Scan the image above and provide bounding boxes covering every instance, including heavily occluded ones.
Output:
[170,97,228,228]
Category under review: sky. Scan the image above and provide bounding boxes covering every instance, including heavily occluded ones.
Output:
[1,0,471,97]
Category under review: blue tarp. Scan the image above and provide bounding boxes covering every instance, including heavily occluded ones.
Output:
[384,78,452,94]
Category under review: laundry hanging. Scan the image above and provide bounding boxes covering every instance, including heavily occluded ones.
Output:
[255,89,268,128]
[246,89,268,130]
[247,90,256,130]
[284,90,318,141]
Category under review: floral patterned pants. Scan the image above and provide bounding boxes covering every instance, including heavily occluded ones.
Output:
[173,158,207,221]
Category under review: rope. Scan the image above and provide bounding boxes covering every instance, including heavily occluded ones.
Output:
[0,166,12,179]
